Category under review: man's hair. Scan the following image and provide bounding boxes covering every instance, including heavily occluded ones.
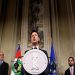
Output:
[30,29,40,37]
[68,57,74,61]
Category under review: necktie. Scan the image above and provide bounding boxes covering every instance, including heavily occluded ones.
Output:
[34,47,37,49]
[70,67,73,75]
[32,47,37,49]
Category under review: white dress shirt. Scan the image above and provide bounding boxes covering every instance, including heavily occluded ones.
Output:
[32,46,39,49]
[70,66,74,75]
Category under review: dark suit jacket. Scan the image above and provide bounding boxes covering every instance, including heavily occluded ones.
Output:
[22,49,49,75]
[0,61,9,75]
[64,65,75,75]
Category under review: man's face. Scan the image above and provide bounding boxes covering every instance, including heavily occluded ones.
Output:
[31,32,40,45]
[0,52,4,61]
[68,58,74,66]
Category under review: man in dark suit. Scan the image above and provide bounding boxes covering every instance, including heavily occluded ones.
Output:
[23,30,49,75]
[0,51,9,75]
[65,57,75,75]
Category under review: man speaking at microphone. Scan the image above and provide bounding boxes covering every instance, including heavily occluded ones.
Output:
[23,30,49,75]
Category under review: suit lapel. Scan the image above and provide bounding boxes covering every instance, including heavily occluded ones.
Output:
[68,68,71,75]
[71,65,75,75]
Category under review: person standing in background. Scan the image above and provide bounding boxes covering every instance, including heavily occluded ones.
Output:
[0,51,9,75]
[65,57,75,75]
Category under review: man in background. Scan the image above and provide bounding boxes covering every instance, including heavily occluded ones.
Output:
[65,57,75,75]
[0,51,9,75]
